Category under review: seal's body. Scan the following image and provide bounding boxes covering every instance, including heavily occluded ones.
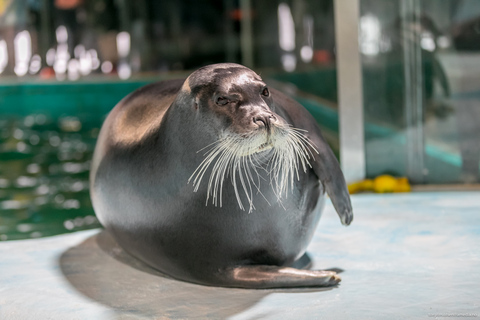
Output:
[90,63,353,288]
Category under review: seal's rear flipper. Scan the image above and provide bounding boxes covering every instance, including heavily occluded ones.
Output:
[219,266,340,289]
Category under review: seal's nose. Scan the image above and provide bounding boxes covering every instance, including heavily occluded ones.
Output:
[253,115,274,131]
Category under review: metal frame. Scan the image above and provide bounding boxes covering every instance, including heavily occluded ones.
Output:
[240,0,254,68]
[334,0,366,183]
[402,0,425,183]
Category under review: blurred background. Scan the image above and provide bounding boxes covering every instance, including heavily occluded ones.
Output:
[0,0,479,240]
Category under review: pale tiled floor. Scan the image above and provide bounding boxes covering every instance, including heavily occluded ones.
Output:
[1,192,479,319]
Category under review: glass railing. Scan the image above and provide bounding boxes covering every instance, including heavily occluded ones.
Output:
[360,0,480,184]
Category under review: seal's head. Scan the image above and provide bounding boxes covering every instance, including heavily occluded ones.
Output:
[180,64,278,142]
[182,63,318,211]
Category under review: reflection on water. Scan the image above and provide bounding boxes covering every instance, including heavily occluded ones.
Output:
[0,113,102,241]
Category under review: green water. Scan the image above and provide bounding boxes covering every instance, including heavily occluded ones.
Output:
[0,80,152,241]
[0,113,103,241]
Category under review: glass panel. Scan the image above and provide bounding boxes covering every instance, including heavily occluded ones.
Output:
[432,0,480,183]
[361,0,480,184]
[360,0,408,179]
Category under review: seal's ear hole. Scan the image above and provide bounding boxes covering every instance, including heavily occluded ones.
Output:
[216,96,229,106]
[262,88,270,97]
[194,102,198,110]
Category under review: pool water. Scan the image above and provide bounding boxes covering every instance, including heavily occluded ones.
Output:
[0,80,158,241]
[0,113,102,241]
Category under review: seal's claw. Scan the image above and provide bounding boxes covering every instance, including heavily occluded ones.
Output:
[316,270,341,286]
[341,208,353,226]
[330,274,342,285]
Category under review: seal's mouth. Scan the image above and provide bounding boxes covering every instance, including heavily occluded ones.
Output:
[238,140,273,156]
[258,141,272,151]
[236,128,276,156]
[255,137,274,153]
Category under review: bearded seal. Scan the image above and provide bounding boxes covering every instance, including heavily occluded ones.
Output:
[90,63,353,288]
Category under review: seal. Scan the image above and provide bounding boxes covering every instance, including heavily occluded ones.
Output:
[90,63,353,288]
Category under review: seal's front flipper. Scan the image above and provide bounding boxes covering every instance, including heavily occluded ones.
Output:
[219,265,340,289]
[307,125,353,226]
[305,125,353,226]
[272,88,353,226]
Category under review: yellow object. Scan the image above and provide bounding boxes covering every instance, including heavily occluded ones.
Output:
[0,0,10,16]
[373,175,398,193]
[348,175,411,194]
[347,179,373,194]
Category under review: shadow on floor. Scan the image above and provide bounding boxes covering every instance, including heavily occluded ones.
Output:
[59,230,335,319]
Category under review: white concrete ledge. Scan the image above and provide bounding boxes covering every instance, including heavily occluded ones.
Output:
[1,192,479,319]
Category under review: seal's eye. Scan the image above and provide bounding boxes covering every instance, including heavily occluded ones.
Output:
[262,88,270,97]
[216,96,229,106]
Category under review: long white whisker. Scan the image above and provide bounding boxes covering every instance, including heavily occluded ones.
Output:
[189,126,317,212]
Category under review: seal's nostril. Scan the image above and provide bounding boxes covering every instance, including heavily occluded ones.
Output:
[253,116,272,133]
[253,117,267,127]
